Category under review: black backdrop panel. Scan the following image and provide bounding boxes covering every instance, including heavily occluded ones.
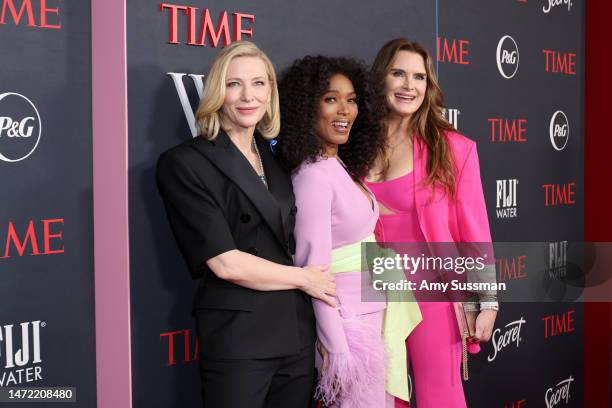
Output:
[439,1,584,407]
[128,1,434,407]
[0,1,96,407]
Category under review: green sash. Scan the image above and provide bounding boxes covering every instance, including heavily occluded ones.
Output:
[330,234,422,401]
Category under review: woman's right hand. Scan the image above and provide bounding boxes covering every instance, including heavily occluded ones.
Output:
[316,340,343,398]
[316,339,329,374]
[300,265,337,307]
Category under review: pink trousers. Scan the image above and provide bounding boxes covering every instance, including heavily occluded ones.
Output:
[394,301,467,408]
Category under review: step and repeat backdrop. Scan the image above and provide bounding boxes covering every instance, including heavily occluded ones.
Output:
[127,1,436,406]
[1,0,583,407]
[0,0,97,407]
[437,1,584,408]
[128,1,584,407]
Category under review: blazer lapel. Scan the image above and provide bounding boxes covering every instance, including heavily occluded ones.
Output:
[191,131,287,249]
[257,135,292,244]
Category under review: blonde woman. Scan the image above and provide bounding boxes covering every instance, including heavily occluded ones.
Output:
[156,41,336,408]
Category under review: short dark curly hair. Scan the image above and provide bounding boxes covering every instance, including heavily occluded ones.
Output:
[277,55,385,178]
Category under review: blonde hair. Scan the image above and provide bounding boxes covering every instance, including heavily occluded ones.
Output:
[195,41,280,140]
[371,38,457,198]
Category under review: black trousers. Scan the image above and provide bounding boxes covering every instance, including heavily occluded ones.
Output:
[199,346,316,408]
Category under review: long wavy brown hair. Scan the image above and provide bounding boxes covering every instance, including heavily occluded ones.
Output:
[371,38,457,198]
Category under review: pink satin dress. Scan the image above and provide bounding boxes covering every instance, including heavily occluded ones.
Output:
[365,171,467,408]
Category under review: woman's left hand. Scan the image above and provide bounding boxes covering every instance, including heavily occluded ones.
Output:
[473,309,497,342]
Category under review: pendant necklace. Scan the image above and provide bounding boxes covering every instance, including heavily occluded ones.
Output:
[252,137,268,188]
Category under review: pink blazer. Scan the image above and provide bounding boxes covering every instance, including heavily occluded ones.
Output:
[412,131,494,354]
[413,131,492,244]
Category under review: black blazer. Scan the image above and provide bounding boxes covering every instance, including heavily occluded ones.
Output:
[156,130,315,359]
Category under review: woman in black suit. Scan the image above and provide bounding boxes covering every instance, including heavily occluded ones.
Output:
[156,41,336,408]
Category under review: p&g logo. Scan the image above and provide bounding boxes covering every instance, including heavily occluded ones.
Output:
[496,35,520,79]
[0,92,42,163]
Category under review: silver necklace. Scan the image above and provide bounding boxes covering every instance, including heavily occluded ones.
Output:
[252,137,268,188]
[388,135,410,151]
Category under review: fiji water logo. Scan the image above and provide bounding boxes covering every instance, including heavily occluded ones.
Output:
[0,320,45,386]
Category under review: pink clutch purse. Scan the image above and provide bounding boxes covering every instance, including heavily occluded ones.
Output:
[453,302,480,380]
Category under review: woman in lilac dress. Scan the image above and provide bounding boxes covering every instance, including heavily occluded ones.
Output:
[278,56,422,407]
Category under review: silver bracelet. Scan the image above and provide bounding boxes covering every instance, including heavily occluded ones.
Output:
[462,301,480,312]
[479,301,499,311]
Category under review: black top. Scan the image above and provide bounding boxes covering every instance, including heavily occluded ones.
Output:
[156,130,315,359]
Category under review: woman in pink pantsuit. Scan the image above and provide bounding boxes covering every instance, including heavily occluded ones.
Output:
[364,39,499,408]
